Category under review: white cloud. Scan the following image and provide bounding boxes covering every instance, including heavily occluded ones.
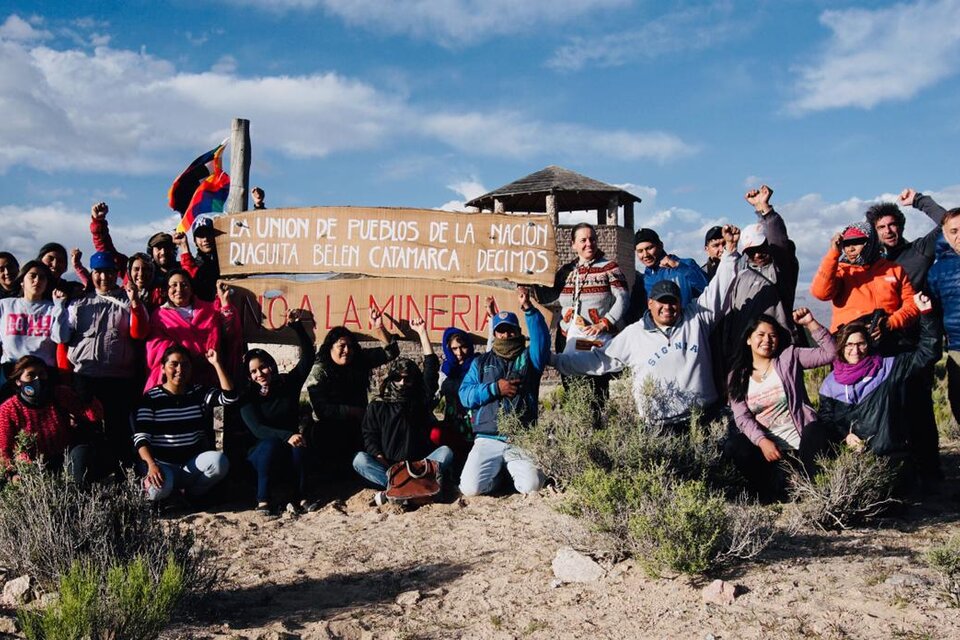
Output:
[790,0,960,113]
[420,113,696,162]
[547,3,741,71]
[0,30,696,174]
[437,179,487,211]
[229,0,628,46]
[0,203,178,263]
[0,15,51,42]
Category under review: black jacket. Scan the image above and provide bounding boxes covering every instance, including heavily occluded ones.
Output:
[883,193,946,291]
[361,354,439,463]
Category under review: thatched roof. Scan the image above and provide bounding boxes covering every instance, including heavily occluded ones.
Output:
[465,165,641,213]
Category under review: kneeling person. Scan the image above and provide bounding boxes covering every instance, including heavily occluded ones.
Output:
[458,287,549,496]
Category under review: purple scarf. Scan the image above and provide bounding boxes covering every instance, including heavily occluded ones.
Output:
[832,354,883,385]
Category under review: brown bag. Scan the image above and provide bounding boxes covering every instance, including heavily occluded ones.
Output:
[385,459,442,505]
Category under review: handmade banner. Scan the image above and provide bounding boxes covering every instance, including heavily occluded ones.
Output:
[213,206,557,285]
[231,277,555,344]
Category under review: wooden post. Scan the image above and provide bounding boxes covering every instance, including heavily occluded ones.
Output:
[494,198,505,213]
[623,201,635,230]
[225,118,251,213]
[546,193,558,226]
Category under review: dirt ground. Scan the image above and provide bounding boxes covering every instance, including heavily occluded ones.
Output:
[163,447,960,640]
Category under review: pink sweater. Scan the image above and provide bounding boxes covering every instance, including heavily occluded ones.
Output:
[143,298,241,391]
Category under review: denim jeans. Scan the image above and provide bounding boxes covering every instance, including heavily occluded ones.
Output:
[139,450,229,501]
[459,436,544,497]
[352,446,454,489]
[247,437,308,503]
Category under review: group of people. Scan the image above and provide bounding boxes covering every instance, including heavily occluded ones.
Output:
[0,183,958,511]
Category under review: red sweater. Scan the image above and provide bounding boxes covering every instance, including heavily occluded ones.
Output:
[0,388,102,469]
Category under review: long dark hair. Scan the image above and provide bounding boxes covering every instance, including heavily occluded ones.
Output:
[242,348,280,394]
[317,326,361,367]
[728,314,789,402]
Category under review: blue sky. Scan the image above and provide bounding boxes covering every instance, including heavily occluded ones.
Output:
[2,0,960,297]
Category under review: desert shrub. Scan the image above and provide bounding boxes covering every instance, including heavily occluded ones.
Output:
[925,536,960,607]
[564,463,775,574]
[803,365,830,410]
[0,462,217,596]
[784,447,901,532]
[19,554,185,640]
[933,359,960,441]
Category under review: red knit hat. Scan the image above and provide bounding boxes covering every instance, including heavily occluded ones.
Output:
[841,226,869,242]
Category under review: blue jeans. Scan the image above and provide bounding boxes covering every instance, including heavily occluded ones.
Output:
[139,451,229,501]
[352,446,454,489]
[247,438,308,503]
[459,437,543,497]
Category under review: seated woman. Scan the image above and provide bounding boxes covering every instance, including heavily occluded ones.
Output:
[725,309,835,501]
[810,222,918,349]
[433,326,477,464]
[306,306,398,471]
[819,293,940,464]
[0,261,71,382]
[353,318,454,501]
[144,270,241,392]
[0,356,102,483]
[239,310,317,515]
[133,346,235,502]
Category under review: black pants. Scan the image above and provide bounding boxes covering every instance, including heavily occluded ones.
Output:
[724,421,831,501]
[905,362,941,481]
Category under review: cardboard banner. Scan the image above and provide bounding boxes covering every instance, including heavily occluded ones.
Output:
[231,277,555,344]
[213,206,557,285]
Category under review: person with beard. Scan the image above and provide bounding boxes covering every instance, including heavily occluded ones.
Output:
[458,287,550,497]
[146,232,179,287]
[173,217,220,302]
[810,222,919,348]
[868,190,950,486]
[240,309,318,515]
[0,356,102,483]
[306,306,399,472]
[66,251,148,469]
[354,318,454,502]
[0,253,20,300]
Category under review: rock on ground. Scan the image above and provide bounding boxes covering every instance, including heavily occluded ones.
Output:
[552,546,605,583]
[701,579,737,606]
[2,575,31,605]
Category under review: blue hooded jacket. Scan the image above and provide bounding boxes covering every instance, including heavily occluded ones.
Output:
[927,235,960,350]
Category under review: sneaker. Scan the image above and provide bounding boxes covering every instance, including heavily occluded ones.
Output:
[301,499,323,513]
[371,491,388,507]
[286,502,305,516]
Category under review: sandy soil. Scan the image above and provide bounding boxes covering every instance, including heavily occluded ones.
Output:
[163,448,960,640]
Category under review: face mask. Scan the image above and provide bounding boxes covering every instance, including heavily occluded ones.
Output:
[19,380,48,406]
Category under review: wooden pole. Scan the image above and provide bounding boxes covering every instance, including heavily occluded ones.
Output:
[225,118,251,213]
[546,193,558,226]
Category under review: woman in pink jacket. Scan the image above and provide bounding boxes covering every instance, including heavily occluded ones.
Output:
[144,270,241,392]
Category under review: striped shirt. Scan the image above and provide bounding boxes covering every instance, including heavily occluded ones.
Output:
[134,384,237,465]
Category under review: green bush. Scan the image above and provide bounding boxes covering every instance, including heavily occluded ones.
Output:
[20,554,185,640]
[0,462,217,596]
[933,358,959,441]
[925,536,960,607]
[785,447,900,532]
[629,472,728,576]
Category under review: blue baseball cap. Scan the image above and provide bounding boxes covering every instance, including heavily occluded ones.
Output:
[491,311,520,332]
[89,251,116,271]
[193,216,216,237]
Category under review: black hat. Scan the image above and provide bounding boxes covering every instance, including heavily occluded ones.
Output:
[703,225,723,245]
[634,228,662,247]
[649,280,681,302]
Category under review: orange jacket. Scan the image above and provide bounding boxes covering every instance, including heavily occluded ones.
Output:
[810,247,919,332]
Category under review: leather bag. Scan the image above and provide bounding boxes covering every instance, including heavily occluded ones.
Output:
[385,459,442,504]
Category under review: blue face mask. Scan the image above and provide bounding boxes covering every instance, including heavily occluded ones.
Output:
[19,379,48,406]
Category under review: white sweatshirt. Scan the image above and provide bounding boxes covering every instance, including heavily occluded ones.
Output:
[0,297,71,367]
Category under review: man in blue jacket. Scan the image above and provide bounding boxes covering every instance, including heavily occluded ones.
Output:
[626,227,708,325]
[927,207,960,429]
[458,287,550,496]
